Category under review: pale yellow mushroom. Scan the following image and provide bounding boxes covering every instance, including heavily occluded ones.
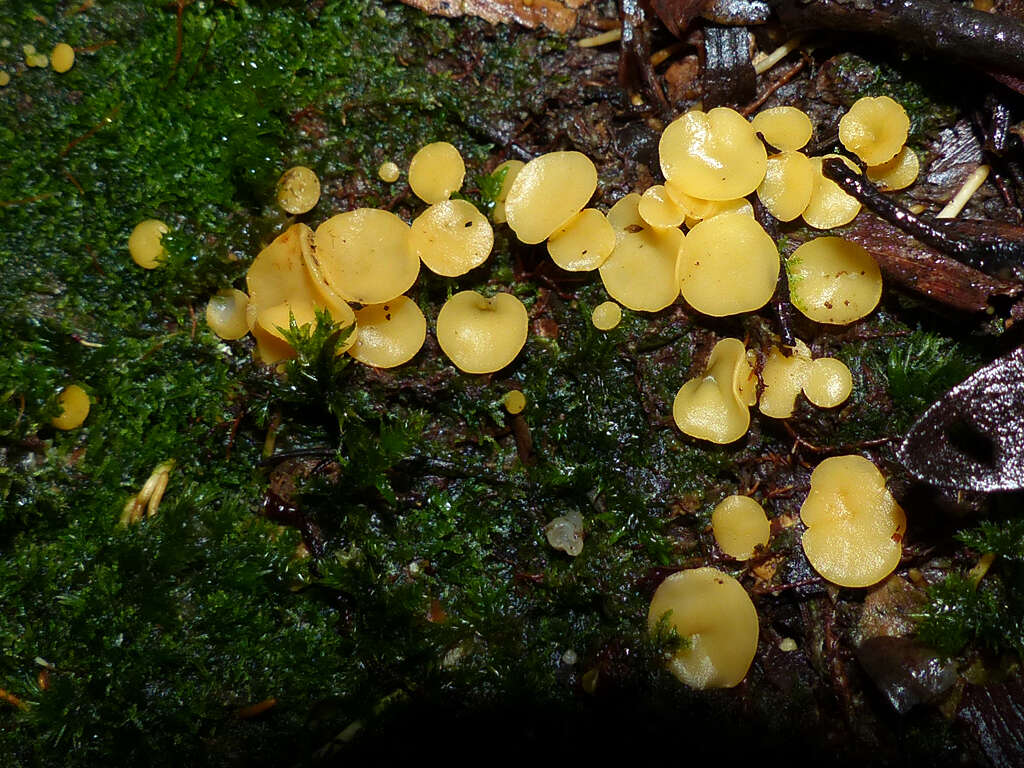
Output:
[659,107,768,201]
[803,357,853,408]
[664,182,754,222]
[757,151,814,222]
[490,159,526,225]
[411,199,493,277]
[0,71,9,87]
[504,151,598,244]
[276,166,321,215]
[409,141,465,204]
[205,288,250,340]
[547,208,615,271]
[297,225,358,353]
[802,155,863,230]
[348,296,426,369]
[839,96,910,166]
[800,455,907,588]
[712,495,771,560]
[678,213,779,317]
[599,226,682,312]
[378,161,401,183]
[435,291,529,374]
[606,193,645,244]
[504,389,527,414]
[52,384,90,430]
[758,340,813,418]
[128,219,169,269]
[257,299,318,343]
[51,42,75,73]
[751,106,813,151]
[866,146,919,192]
[672,338,753,444]
[788,237,882,324]
[647,567,759,689]
[638,185,686,229]
[591,301,622,331]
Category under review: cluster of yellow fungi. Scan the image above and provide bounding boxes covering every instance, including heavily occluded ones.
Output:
[1,42,75,83]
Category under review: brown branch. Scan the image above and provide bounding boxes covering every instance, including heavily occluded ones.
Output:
[60,104,122,158]
[740,56,808,117]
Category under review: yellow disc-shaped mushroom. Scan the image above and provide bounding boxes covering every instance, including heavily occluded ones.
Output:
[378,161,401,183]
[205,289,250,340]
[678,213,779,317]
[52,384,90,430]
[751,106,813,151]
[51,42,75,73]
[504,389,527,414]
[436,291,529,374]
[591,301,622,331]
[505,151,598,244]
[672,338,752,444]
[276,166,321,215]
[712,495,771,560]
[866,146,919,191]
[409,141,465,204]
[128,219,169,269]
[607,193,645,243]
[638,185,686,229]
[647,567,759,689]
[803,357,853,408]
[599,226,683,312]
[800,455,907,588]
[411,199,493,277]
[296,224,357,353]
[314,209,419,305]
[839,96,910,166]
[788,237,882,324]
[803,155,862,230]
[490,159,525,225]
[758,340,813,418]
[547,208,615,271]
[257,300,318,343]
[348,296,426,369]
[659,107,768,201]
[757,151,814,222]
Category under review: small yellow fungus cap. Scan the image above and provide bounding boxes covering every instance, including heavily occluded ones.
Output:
[296,225,358,353]
[647,567,759,689]
[659,107,768,201]
[411,199,493,277]
[802,155,862,230]
[257,300,317,343]
[490,159,525,225]
[758,340,812,419]
[276,166,321,215]
[0,71,9,87]
[788,237,882,324]
[664,182,753,222]
[606,193,645,243]
[435,291,529,374]
[599,226,682,312]
[378,161,401,183]
[348,296,426,369]
[205,288,250,340]
[314,208,419,305]
[839,96,910,166]
[672,338,753,444]
[504,389,527,414]
[800,455,907,588]
[128,219,170,269]
[712,495,771,560]
[52,384,90,430]
[51,43,75,73]
[678,213,779,317]
[866,146,919,192]
[547,208,615,272]
[504,151,598,244]
[757,151,814,222]
[591,301,622,331]
[638,185,686,229]
[751,106,813,151]
[409,141,465,204]
[803,357,853,408]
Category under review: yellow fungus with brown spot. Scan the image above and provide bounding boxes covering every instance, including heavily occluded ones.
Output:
[296,226,358,353]
[409,141,465,204]
[490,159,525,225]
[751,106,813,151]
[712,495,771,560]
[505,151,597,244]
[659,107,767,201]
[803,357,853,408]
[276,166,321,215]
[205,289,250,340]
[547,208,615,272]
[839,96,910,166]
[647,568,759,689]
[128,219,169,269]
[678,212,779,317]
[378,161,401,183]
[758,340,812,418]
[52,384,90,430]
[866,146,919,192]
[348,296,426,369]
[788,237,882,324]
[757,151,814,222]
[606,193,645,243]
[591,301,622,331]
[599,226,682,312]
[51,43,75,73]
[411,199,493,277]
[800,455,907,588]
[504,389,527,414]
[638,185,686,229]
[672,338,753,444]
[436,291,529,374]
[802,155,863,230]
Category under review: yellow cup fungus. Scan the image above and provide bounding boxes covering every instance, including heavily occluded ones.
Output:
[504,151,598,244]
[409,141,465,204]
[0,71,9,87]
[839,95,910,166]
[606,193,645,243]
[546,208,615,271]
[435,290,529,374]
[348,296,426,369]
[758,340,813,419]
[659,107,768,201]
[411,199,494,277]
[866,146,919,191]
[638,185,686,229]
[51,42,75,73]
[377,161,401,183]
[503,389,527,414]
[591,300,622,331]
[799,455,907,588]
[128,219,170,269]
[599,226,683,312]
[788,236,883,324]
[257,300,318,343]
[647,567,759,689]
[677,212,779,317]
[276,166,321,215]
[52,384,90,430]
[672,338,753,444]
[314,208,419,305]
[757,151,814,222]
[802,357,853,408]
[803,155,863,229]
[205,288,250,340]
[489,159,526,225]
[751,106,813,151]
[712,495,771,560]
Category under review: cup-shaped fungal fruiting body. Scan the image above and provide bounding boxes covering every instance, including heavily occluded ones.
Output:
[788,236,882,325]
[504,151,598,244]
[411,199,493,277]
[839,96,910,166]
[205,289,250,341]
[758,340,812,418]
[348,296,426,369]
[435,291,529,374]
[866,146,919,192]
[599,226,683,312]
[128,219,169,269]
[751,106,813,152]
[803,358,853,408]
[409,141,465,204]
[803,155,862,230]
[672,338,754,444]
[52,384,90,430]
[712,495,770,560]
[276,166,321,215]
[547,208,616,272]
[757,151,814,222]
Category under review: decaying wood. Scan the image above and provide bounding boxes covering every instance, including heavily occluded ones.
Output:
[400,0,586,34]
